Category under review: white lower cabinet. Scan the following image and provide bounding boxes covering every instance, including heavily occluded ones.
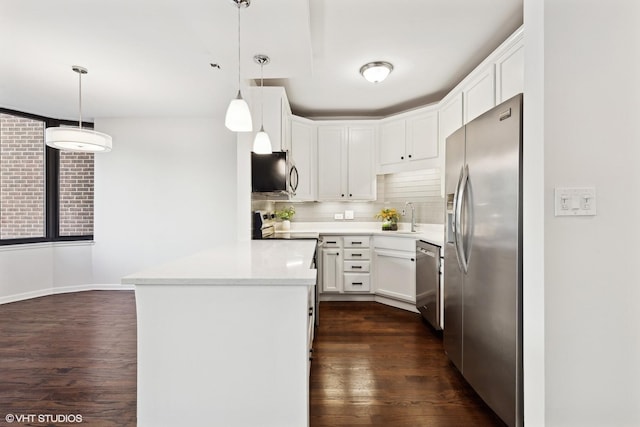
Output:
[344,273,371,292]
[342,236,371,293]
[321,236,343,293]
[320,235,373,294]
[307,285,315,377]
[320,234,422,305]
[373,236,417,303]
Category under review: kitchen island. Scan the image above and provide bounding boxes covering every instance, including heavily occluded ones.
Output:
[122,240,317,427]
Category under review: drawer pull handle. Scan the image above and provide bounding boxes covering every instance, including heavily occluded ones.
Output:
[351,242,363,245]
[352,282,363,286]
[351,265,363,269]
[352,253,362,257]
[326,241,337,244]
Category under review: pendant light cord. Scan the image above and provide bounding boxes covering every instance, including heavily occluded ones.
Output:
[78,70,83,129]
[260,61,264,129]
[237,2,241,92]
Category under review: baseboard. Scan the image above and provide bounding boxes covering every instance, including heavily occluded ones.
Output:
[318,292,419,314]
[374,295,420,313]
[0,284,134,305]
[319,294,375,302]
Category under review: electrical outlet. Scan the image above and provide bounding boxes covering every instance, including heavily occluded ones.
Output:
[344,210,354,220]
[334,213,344,220]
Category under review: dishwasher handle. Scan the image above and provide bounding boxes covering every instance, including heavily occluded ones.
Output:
[417,247,436,258]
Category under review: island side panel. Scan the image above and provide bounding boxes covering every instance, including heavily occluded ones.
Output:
[135,283,310,427]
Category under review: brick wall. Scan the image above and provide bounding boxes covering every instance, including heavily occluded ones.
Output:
[59,151,94,236]
[0,112,95,240]
[0,113,45,239]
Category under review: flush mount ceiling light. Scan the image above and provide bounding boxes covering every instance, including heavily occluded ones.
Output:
[225,0,253,132]
[252,54,272,154]
[359,61,394,83]
[45,66,112,152]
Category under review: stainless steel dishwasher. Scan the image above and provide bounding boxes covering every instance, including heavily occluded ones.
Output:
[416,240,441,330]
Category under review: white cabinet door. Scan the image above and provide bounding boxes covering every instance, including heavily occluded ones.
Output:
[495,40,524,103]
[463,65,496,124]
[407,110,438,161]
[374,249,416,303]
[317,126,347,201]
[290,117,317,201]
[438,92,464,195]
[347,127,376,200]
[322,248,343,293]
[318,124,375,201]
[379,119,406,165]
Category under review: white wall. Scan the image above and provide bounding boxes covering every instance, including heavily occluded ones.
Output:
[525,1,640,425]
[522,0,545,424]
[93,118,237,284]
[0,242,94,303]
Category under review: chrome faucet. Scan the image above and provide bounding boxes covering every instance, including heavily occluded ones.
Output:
[405,201,416,232]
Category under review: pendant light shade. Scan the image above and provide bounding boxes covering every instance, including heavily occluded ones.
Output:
[45,127,112,152]
[252,54,272,154]
[45,66,112,153]
[253,126,272,154]
[225,91,252,131]
[225,0,252,132]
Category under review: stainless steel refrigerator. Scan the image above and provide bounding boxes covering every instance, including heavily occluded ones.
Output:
[443,93,523,427]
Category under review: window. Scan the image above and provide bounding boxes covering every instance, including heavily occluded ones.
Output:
[59,151,94,237]
[0,109,94,244]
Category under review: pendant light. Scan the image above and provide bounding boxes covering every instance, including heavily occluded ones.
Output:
[252,54,272,154]
[225,0,252,132]
[45,66,112,152]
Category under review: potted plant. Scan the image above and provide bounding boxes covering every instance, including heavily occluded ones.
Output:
[275,206,296,231]
[375,208,400,231]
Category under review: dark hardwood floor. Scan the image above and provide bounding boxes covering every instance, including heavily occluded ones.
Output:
[310,301,505,427]
[0,291,136,427]
[0,292,504,426]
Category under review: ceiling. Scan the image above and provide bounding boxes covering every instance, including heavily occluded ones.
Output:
[0,0,522,122]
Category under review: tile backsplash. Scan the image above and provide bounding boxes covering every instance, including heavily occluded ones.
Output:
[268,169,444,224]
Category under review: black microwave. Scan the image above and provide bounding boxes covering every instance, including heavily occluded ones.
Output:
[251,151,287,193]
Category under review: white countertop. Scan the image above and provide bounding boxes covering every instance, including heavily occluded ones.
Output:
[275,222,444,247]
[122,240,317,286]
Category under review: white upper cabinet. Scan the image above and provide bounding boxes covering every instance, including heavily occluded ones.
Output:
[407,111,439,160]
[347,127,376,200]
[290,116,317,201]
[379,120,406,166]
[378,106,439,174]
[495,34,524,103]
[438,92,464,149]
[247,86,291,152]
[463,65,496,124]
[318,123,376,201]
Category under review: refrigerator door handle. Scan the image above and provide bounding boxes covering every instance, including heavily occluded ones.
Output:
[452,166,465,272]
[455,165,470,273]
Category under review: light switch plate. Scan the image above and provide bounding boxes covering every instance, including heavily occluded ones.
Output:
[334,213,344,220]
[344,210,354,220]
[554,187,597,216]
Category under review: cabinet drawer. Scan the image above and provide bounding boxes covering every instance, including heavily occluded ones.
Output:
[374,235,416,252]
[343,274,371,292]
[344,260,370,272]
[322,236,342,248]
[344,249,370,260]
[344,236,370,248]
